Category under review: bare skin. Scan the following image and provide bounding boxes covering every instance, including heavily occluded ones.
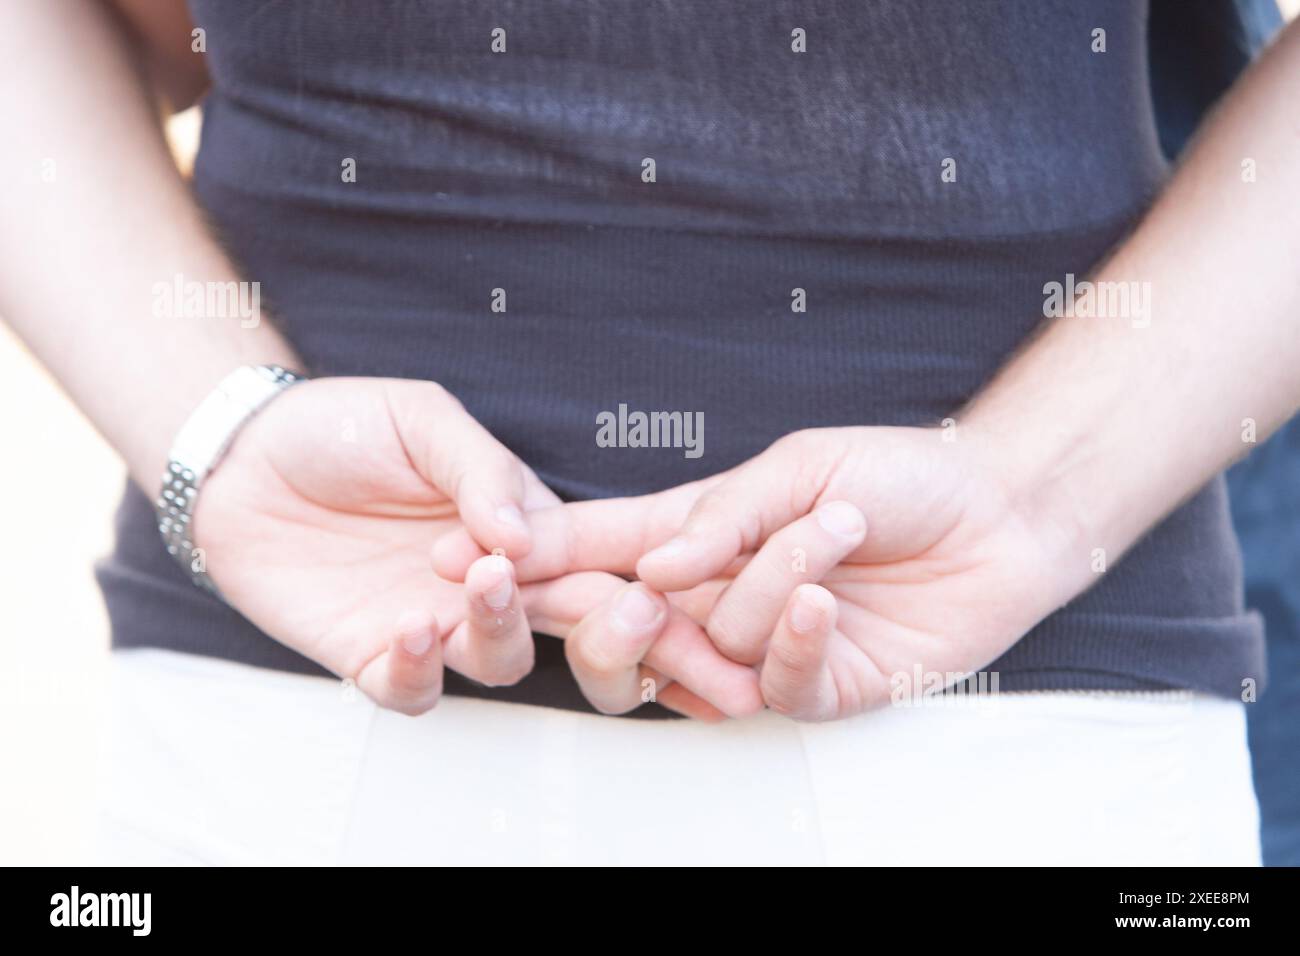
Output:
[5,2,1299,720]
[434,18,1300,719]
[0,0,759,718]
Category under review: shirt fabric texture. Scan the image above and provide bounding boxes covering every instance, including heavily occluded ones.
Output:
[97,0,1266,714]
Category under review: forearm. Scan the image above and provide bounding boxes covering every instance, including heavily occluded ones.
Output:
[107,0,212,113]
[967,18,1300,578]
[0,0,298,491]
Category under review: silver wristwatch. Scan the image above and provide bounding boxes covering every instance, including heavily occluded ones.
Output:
[155,364,306,594]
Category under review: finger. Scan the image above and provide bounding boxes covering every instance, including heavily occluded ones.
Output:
[640,608,764,718]
[356,610,444,716]
[706,501,866,664]
[653,677,728,722]
[431,479,711,584]
[521,573,764,718]
[761,585,839,721]
[565,583,669,715]
[636,439,820,592]
[443,555,534,686]
[388,381,535,558]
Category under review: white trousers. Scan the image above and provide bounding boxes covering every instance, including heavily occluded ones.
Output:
[95,648,1261,866]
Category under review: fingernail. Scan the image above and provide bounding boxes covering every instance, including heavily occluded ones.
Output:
[401,629,434,656]
[816,501,867,538]
[645,536,688,564]
[483,574,513,610]
[613,587,662,632]
[496,504,528,535]
[790,592,823,633]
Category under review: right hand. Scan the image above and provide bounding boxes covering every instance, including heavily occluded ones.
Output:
[434,426,1080,721]
[190,377,759,718]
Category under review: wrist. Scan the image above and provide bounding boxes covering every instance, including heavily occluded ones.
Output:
[961,409,1112,600]
[154,364,306,593]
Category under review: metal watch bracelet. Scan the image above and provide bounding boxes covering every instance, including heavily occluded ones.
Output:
[155,364,306,595]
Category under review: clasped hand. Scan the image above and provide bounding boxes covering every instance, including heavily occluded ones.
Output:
[193,378,1078,722]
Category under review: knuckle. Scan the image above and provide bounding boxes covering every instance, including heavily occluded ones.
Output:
[706,615,765,664]
[422,379,455,406]
[767,639,817,681]
[770,429,813,459]
[769,431,800,455]
[472,603,518,635]
[688,488,727,525]
[385,655,443,699]
[386,669,424,695]
[691,491,758,555]
[565,633,623,681]
[760,537,801,579]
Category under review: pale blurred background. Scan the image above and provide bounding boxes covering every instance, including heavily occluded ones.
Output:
[0,110,199,865]
[3,4,1297,864]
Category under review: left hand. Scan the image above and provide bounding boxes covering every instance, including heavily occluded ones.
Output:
[191,377,758,718]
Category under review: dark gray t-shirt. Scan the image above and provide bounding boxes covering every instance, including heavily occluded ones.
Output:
[98,0,1264,711]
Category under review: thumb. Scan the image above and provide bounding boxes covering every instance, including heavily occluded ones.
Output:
[386,381,534,557]
[637,436,817,592]
[432,477,715,583]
